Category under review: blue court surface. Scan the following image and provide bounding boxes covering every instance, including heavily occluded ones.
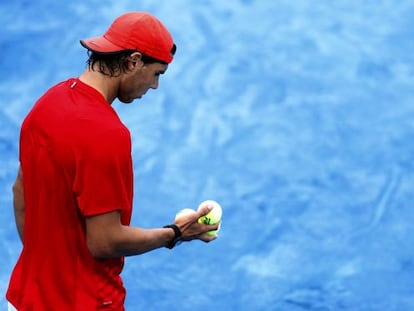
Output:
[1,1,414,310]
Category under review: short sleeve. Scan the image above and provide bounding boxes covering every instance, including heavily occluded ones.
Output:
[73,127,133,220]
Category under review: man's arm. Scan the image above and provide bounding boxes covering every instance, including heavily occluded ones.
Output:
[12,165,25,243]
[85,206,219,258]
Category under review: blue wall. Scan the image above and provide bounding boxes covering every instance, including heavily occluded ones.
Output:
[1,1,414,310]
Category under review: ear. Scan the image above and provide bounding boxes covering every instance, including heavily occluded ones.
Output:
[127,52,143,70]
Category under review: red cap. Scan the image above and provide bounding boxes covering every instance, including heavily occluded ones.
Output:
[80,12,175,64]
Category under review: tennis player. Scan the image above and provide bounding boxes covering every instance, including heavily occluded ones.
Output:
[6,11,218,310]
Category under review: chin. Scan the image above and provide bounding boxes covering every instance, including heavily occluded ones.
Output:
[118,97,134,104]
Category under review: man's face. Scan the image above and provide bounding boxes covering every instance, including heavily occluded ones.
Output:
[118,60,168,103]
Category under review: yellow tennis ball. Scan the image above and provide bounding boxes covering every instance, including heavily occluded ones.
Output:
[197,200,222,236]
[175,208,196,220]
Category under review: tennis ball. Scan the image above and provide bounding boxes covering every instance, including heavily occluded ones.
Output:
[197,200,222,236]
[175,208,196,220]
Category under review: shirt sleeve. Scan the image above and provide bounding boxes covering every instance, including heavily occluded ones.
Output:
[73,127,133,219]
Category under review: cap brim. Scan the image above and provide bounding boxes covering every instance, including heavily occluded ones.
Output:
[80,36,125,53]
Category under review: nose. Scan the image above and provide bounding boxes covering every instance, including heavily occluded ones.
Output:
[151,77,159,90]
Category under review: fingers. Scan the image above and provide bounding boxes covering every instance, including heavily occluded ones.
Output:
[195,221,221,242]
[205,221,220,232]
[178,218,220,242]
[196,204,212,218]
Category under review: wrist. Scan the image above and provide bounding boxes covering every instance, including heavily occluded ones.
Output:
[163,224,182,249]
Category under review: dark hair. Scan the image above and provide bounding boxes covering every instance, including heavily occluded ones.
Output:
[86,44,177,77]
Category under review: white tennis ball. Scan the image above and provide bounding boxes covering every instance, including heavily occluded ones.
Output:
[197,200,222,236]
[175,208,196,220]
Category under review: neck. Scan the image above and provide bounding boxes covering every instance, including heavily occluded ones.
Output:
[78,68,119,104]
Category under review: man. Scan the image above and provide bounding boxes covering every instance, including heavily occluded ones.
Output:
[6,12,218,310]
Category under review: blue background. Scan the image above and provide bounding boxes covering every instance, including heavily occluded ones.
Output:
[1,1,414,310]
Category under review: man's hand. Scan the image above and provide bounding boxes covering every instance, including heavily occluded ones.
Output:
[174,205,220,243]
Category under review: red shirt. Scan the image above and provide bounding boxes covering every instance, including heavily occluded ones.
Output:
[7,78,133,310]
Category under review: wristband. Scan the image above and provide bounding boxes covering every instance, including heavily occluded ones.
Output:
[163,224,182,249]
